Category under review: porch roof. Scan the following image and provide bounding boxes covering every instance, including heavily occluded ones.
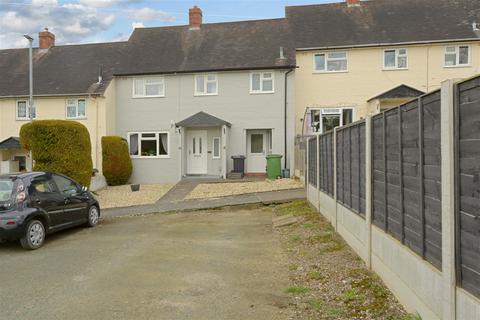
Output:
[367,84,425,102]
[0,137,21,150]
[176,111,231,128]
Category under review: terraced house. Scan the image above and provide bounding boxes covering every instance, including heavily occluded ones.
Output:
[1,0,480,184]
[290,0,480,136]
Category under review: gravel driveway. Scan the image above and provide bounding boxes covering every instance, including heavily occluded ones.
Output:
[0,208,292,320]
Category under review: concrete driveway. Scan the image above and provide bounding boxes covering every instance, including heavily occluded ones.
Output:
[0,208,292,320]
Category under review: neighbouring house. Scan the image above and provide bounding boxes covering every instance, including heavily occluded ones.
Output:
[0,29,124,174]
[114,7,296,183]
[287,0,480,137]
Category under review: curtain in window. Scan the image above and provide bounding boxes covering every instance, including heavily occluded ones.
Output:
[129,134,139,155]
[159,133,168,155]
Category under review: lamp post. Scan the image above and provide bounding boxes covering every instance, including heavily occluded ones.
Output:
[23,34,34,121]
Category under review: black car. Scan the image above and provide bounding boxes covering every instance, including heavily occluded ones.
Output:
[0,172,100,250]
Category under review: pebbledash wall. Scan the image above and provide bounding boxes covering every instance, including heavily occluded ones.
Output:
[306,76,480,320]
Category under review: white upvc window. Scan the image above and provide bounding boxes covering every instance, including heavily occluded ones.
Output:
[195,74,218,96]
[212,137,221,159]
[444,45,470,67]
[383,48,408,69]
[132,77,165,98]
[66,99,86,119]
[16,100,36,120]
[314,52,348,73]
[310,107,354,133]
[250,72,274,93]
[128,132,169,158]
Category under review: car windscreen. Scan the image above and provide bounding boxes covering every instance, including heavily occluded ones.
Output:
[0,177,16,211]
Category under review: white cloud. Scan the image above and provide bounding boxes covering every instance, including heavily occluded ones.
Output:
[0,1,117,49]
[79,0,140,8]
[130,7,175,22]
[131,22,145,29]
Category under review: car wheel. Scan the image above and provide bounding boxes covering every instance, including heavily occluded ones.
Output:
[20,220,45,250]
[87,205,99,227]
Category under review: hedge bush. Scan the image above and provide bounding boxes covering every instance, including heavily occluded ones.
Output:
[101,136,132,186]
[20,120,93,186]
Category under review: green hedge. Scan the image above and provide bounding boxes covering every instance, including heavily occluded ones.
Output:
[20,120,93,186]
[102,136,132,186]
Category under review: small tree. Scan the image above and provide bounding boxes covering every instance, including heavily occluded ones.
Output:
[20,120,93,186]
[101,136,132,186]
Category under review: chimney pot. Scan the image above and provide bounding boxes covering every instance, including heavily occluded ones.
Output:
[39,28,55,49]
[189,5,202,29]
[346,0,361,7]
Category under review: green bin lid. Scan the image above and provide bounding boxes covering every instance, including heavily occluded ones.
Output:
[266,154,283,159]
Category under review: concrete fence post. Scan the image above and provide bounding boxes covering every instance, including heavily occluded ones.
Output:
[333,127,338,231]
[441,79,457,320]
[306,138,309,188]
[365,116,373,270]
[316,135,321,210]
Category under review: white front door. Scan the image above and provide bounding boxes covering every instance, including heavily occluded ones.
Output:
[247,130,267,173]
[187,130,208,174]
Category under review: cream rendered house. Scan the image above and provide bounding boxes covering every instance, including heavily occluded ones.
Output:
[287,0,480,136]
[0,30,123,174]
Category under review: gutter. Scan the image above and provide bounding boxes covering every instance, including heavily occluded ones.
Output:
[114,65,297,77]
[284,68,295,170]
[0,93,103,99]
[295,38,480,52]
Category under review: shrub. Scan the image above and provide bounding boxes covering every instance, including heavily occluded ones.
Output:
[101,136,132,186]
[20,120,93,186]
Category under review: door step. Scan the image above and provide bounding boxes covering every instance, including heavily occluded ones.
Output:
[227,172,244,179]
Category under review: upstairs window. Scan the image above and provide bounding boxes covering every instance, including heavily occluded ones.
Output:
[314,52,348,72]
[16,100,36,120]
[66,99,86,119]
[133,77,165,98]
[250,72,274,93]
[445,45,470,67]
[384,48,408,69]
[128,132,169,158]
[195,74,218,96]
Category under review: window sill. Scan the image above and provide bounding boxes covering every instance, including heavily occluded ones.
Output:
[382,67,408,71]
[130,155,171,159]
[16,118,36,121]
[132,95,165,99]
[249,91,275,95]
[443,65,471,69]
[66,117,87,120]
[312,70,348,74]
[194,93,218,97]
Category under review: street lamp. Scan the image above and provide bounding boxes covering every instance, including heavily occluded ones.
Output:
[23,34,34,121]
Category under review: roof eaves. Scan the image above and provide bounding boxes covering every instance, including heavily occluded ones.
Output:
[114,65,297,77]
[295,38,480,52]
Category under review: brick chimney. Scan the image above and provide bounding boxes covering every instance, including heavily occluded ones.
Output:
[189,6,202,30]
[39,28,55,49]
[346,0,361,6]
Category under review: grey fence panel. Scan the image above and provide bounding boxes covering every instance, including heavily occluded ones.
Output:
[372,114,386,228]
[308,137,317,187]
[385,108,403,241]
[337,130,344,203]
[401,101,423,257]
[372,91,442,270]
[336,121,366,216]
[319,132,334,196]
[457,76,480,298]
[422,91,442,270]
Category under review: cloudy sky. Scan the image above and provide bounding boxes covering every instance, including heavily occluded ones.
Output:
[0,0,335,49]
